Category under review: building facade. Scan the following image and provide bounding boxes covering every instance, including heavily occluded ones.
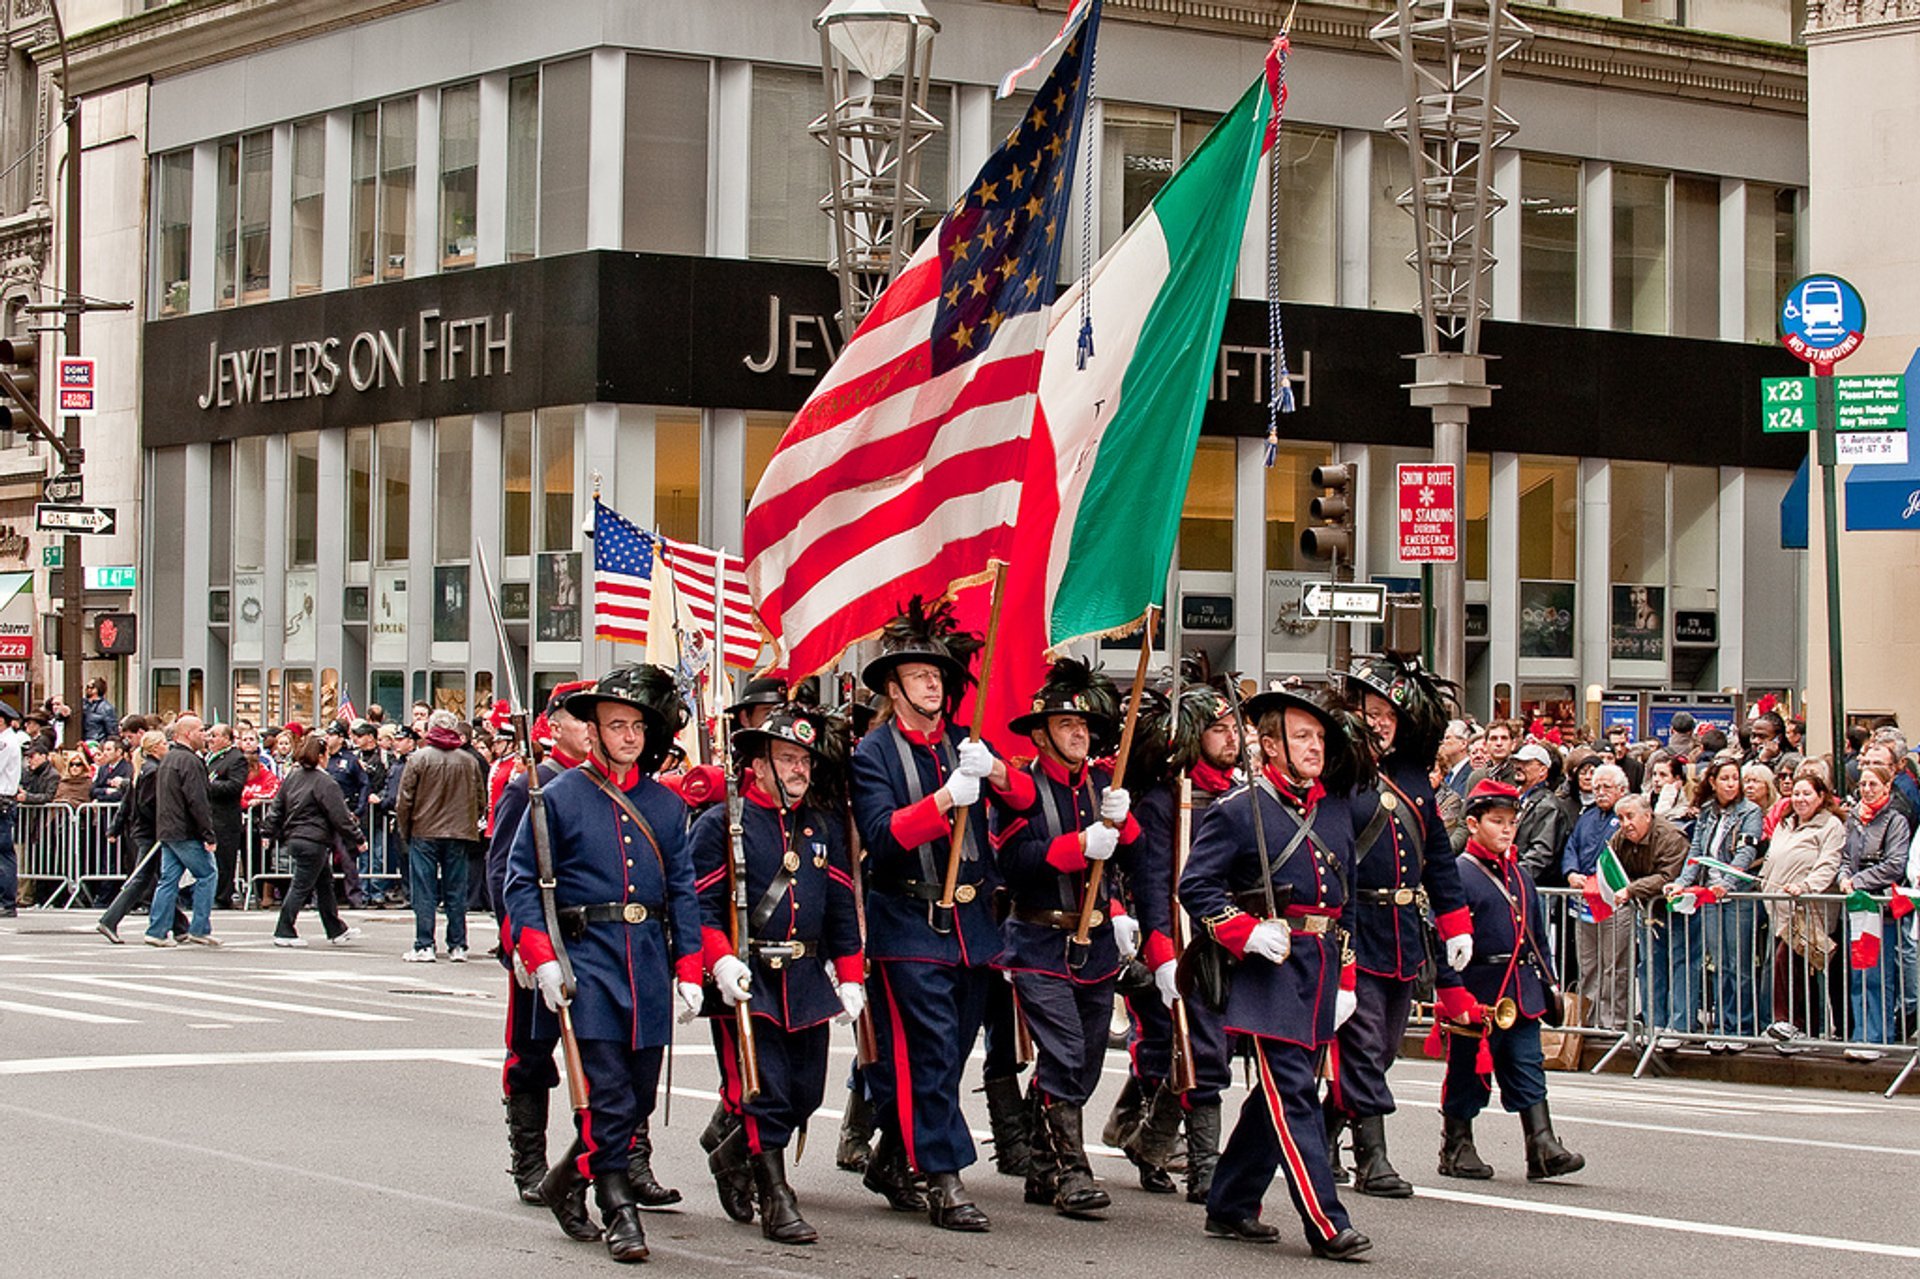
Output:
[55,0,1813,730]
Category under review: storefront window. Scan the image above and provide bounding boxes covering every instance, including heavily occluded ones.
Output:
[744,413,788,504]
[291,119,325,294]
[1671,175,1719,340]
[1516,456,1578,581]
[1465,452,1491,581]
[152,150,192,316]
[348,428,373,565]
[539,406,579,553]
[504,411,534,557]
[378,421,410,562]
[1264,443,1331,571]
[1671,465,1719,590]
[232,435,266,571]
[285,669,316,726]
[436,416,473,562]
[1276,125,1337,305]
[749,65,832,262]
[506,72,539,262]
[153,669,183,719]
[1745,183,1799,343]
[655,411,702,544]
[440,81,480,270]
[1370,137,1417,313]
[1610,461,1668,584]
[1520,156,1579,325]
[380,98,417,280]
[540,57,591,256]
[431,670,468,717]
[233,670,263,726]
[1178,437,1236,572]
[290,432,320,567]
[1612,167,1667,334]
[1101,104,1173,254]
[623,54,709,256]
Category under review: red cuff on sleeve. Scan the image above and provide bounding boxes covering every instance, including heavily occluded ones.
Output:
[1142,930,1175,972]
[1117,813,1141,844]
[1212,911,1256,960]
[994,766,1037,810]
[1340,961,1357,993]
[1045,832,1088,874]
[1434,906,1473,941]
[890,793,950,850]
[498,919,512,955]
[674,952,704,986]
[1435,984,1481,1023]
[833,952,866,985]
[700,925,736,973]
[516,928,556,970]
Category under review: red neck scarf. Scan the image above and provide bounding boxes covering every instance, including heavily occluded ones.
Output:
[1263,764,1325,813]
[1189,760,1235,796]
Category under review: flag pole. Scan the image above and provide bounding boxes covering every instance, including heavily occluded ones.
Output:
[1071,604,1156,948]
[937,561,1009,914]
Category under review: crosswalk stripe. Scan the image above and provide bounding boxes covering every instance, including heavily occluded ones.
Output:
[156,974,503,1022]
[0,997,136,1024]
[46,975,403,1022]
[0,980,276,1024]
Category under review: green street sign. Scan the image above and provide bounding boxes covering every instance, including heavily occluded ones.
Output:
[86,564,137,591]
[1761,376,1813,432]
[1762,373,1908,433]
[41,545,62,568]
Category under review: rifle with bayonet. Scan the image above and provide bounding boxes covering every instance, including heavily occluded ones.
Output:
[710,569,762,1102]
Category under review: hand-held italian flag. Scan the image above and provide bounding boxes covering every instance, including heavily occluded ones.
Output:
[1890,885,1917,921]
[1848,891,1886,969]
[1584,844,1630,921]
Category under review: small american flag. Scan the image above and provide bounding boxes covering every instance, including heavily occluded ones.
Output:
[335,685,357,724]
[592,499,761,669]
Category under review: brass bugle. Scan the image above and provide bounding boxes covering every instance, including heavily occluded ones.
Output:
[1415,996,1519,1038]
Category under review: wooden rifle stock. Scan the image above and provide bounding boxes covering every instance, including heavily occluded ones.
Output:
[1072,607,1157,947]
[937,562,1007,913]
[1166,773,1200,1094]
[845,814,879,1067]
[713,656,762,1104]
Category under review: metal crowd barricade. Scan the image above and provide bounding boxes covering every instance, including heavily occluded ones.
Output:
[70,801,128,904]
[243,799,292,908]
[12,801,78,907]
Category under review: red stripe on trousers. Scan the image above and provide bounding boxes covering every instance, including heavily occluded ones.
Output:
[1256,1045,1338,1241]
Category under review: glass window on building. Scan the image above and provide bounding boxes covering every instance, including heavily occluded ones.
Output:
[655,411,702,544]
[1671,465,1719,589]
[285,670,317,725]
[239,130,272,302]
[378,420,410,562]
[440,81,480,270]
[1177,110,1221,164]
[215,138,238,306]
[750,65,832,262]
[436,415,473,562]
[150,448,187,657]
[990,90,1034,151]
[1516,456,1578,581]
[1610,460,1668,584]
[1100,103,1173,254]
[1276,125,1337,305]
[504,411,534,557]
[1370,137,1417,312]
[152,150,193,316]
[1745,183,1799,343]
[917,83,955,214]
[232,435,266,571]
[1264,443,1332,571]
[291,119,325,294]
[541,57,592,256]
[290,432,320,567]
[380,98,418,280]
[539,406,579,552]
[431,670,468,718]
[1671,175,1719,340]
[233,670,263,726]
[347,428,373,565]
[1178,437,1236,572]
[1519,156,1579,325]
[351,108,379,283]
[507,71,540,262]
[744,412,789,504]
[623,55,710,256]
[1465,452,1491,581]
[1612,167,1668,334]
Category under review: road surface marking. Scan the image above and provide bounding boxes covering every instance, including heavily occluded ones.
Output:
[0,980,276,1024]
[0,998,136,1024]
[44,975,403,1022]
[1394,1097,1919,1158]
[153,973,501,1021]
[0,1048,497,1076]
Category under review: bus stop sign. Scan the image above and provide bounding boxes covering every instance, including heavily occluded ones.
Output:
[1779,274,1866,367]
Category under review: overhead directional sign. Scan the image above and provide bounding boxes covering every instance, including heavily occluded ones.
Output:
[1300,580,1388,623]
[1761,375,1906,433]
[42,472,83,503]
[34,503,116,535]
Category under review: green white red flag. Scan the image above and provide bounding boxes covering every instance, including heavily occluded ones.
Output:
[1583,844,1631,921]
[1848,890,1885,969]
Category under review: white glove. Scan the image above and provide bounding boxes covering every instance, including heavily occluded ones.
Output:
[1154,960,1180,1009]
[956,739,994,779]
[713,954,753,1007]
[533,961,569,1012]
[675,980,705,1022]
[1099,787,1131,825]
[1334,986,1358,1028]
[836,980,867,1024]
[1445,933,1474,973]
[1112,913,1140,961]
[1244,918,1292,965]
[512,950,535,990]
[941,770,981,809]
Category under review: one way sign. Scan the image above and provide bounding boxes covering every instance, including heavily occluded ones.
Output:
[1300,580,1388,622]
[35,503,116,536]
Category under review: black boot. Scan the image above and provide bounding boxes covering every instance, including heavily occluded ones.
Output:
[504,1091,549,1205]
[1325,1105,1350,1186]
[1023,1087,1057,1205]
[925,1171,990,1232]
[1437,1115,1493,1180]
[626,1119,683,1207]
[750,1149,819,1244]
[594,1170,650,1264]
[707,1119,756,1223]
[1101,1074,1144,1148]
[1125,1084,1182,1194]
[1044,1100,1111,1218]
[1519,1101,1585,1181]
[984,1074,1036,1178]
[1349,1114,1413,1198]
[698,1101,731,1154]
[1183,1101,1222,1205]
[537,1139,603,1241]
[836,1088,875,1173]
[861,1126,926,1213]
[1310,1227,1374,1261]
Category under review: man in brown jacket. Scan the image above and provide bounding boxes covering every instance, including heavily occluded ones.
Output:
[395,708,488,962]
[1606,795,1690,1034]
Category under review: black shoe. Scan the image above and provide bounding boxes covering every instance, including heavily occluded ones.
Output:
[862,1128,926,1213]
[984,1074,1036,1178]
[627,1121,683,1208]
[95,921,122,944]
[595,1172,650,1263]
[1044,1101,1110,1217]
[1350,1114,1413,1198]
[1184,1101,1222,1205]
[1133,1156,1176,1194]
[1438,1115,1494,1180]
[707,1121,756,1223]
[925,1171,990,1232]
[537,1141,603,1241]
[505,1091,550,1205]
[1520,1101,1585,1181]
[1124,1083,1183,1193]
[751,1149,819,1245]
[1205,1213,1280,1243]
[836,1089,876,1173]
[1310,1227,1373,1261]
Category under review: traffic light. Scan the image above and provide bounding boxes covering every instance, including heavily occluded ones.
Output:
[1300,462,1355,560]
[0,333,37,430]
[95,612,138,656]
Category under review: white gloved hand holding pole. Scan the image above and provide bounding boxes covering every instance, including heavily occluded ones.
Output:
[713,954,753,1006]
[1445,933,1474,973]
[956,739,994,779]
[1099,787,1131,825]
[675,980,705,1023]
[941,770,981,809]
[1083,823,1119,862]
[835,981,867,1024]
[1111,913,1140,961]
[1243,919,1292,965]
[533,961,569,1012]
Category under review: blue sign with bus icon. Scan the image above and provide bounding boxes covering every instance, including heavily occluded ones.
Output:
[1779,274,1866,366]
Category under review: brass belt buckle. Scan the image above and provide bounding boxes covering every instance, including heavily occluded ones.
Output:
[621,902,649,924]
[1393,887,1415,906]
[954,883,977,904]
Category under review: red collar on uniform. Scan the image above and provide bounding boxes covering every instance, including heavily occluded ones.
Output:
[588,754,639,790]
[1035,752,1087,788]
[1465,837,1512,868]
[1263,764,1325,813]
[743,777,781,809]
[896,719,948,746]
[550,747,581,770]
[1189,760,1235,795]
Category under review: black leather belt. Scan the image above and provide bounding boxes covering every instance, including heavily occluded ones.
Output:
[749,937,820,968]
[1013,906,1103,931]
[874,876,979,905]
[559,902,662,932]
[1360,887,1424,907]
[1471,952,1514,966]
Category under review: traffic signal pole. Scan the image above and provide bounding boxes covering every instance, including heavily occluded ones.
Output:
[61,94,82,746]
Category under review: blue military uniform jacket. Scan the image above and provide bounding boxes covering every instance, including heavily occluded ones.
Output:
[1347,757,1469,980]
[488,756,568,925]
[989,755,1140,982]
[1179,776,1357,1048]
[1131,769,1233,974]
[850,719,1035,968]
[502,758,703,1049]
[1436,842,1557,1019]
[689,782,863,1031]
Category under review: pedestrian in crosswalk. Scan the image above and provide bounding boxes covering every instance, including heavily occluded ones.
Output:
[264,734,366,948]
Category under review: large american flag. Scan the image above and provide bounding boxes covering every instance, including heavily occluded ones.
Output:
[592,499,760,669]
[743,2,1099,680]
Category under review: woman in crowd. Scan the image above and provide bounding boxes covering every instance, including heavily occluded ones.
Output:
[1760,769,1846,1045]
[241,727,281,808]
[1647,751,1694,832]
[1667,757,1767,1045]
[1742,765,1781,838]
[263,733,364,948]
[1839,764,1911,1046]
[54,750,96,806]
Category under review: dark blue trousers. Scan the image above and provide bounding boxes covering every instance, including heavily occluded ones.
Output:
[1327,970,1415,1119]
[573,1039,664,1180]
[982,973,1022,1080]
[712,1017,830,1153]
[503,979,561,1095]
[1012,971,1115,1106]
[869,958,989,1175]
[1126,991,1233,1105]
[1208,1036,1353,1247]
[1441,1016,1548,1118]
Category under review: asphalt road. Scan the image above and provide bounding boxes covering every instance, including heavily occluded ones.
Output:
[4,907,1917,1278]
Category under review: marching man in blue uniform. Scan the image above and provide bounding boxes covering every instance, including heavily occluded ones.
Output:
[1431,780,1585,1183]
[1179,685,1371,1262]
[690,703,865,1245]
[1326,655,1474,1197]
[989,658,1137,1219]
[502,665,707,1264]
[849,598,1036,1232]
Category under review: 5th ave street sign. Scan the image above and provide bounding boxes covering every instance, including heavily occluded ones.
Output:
[1300,580,1388,623]
[34,503,116,535]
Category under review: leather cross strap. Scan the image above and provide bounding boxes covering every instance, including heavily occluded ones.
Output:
[888,722,978,873]
[748,805,804,932]
[581,767,667,879]
[1248,779,1319,901]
